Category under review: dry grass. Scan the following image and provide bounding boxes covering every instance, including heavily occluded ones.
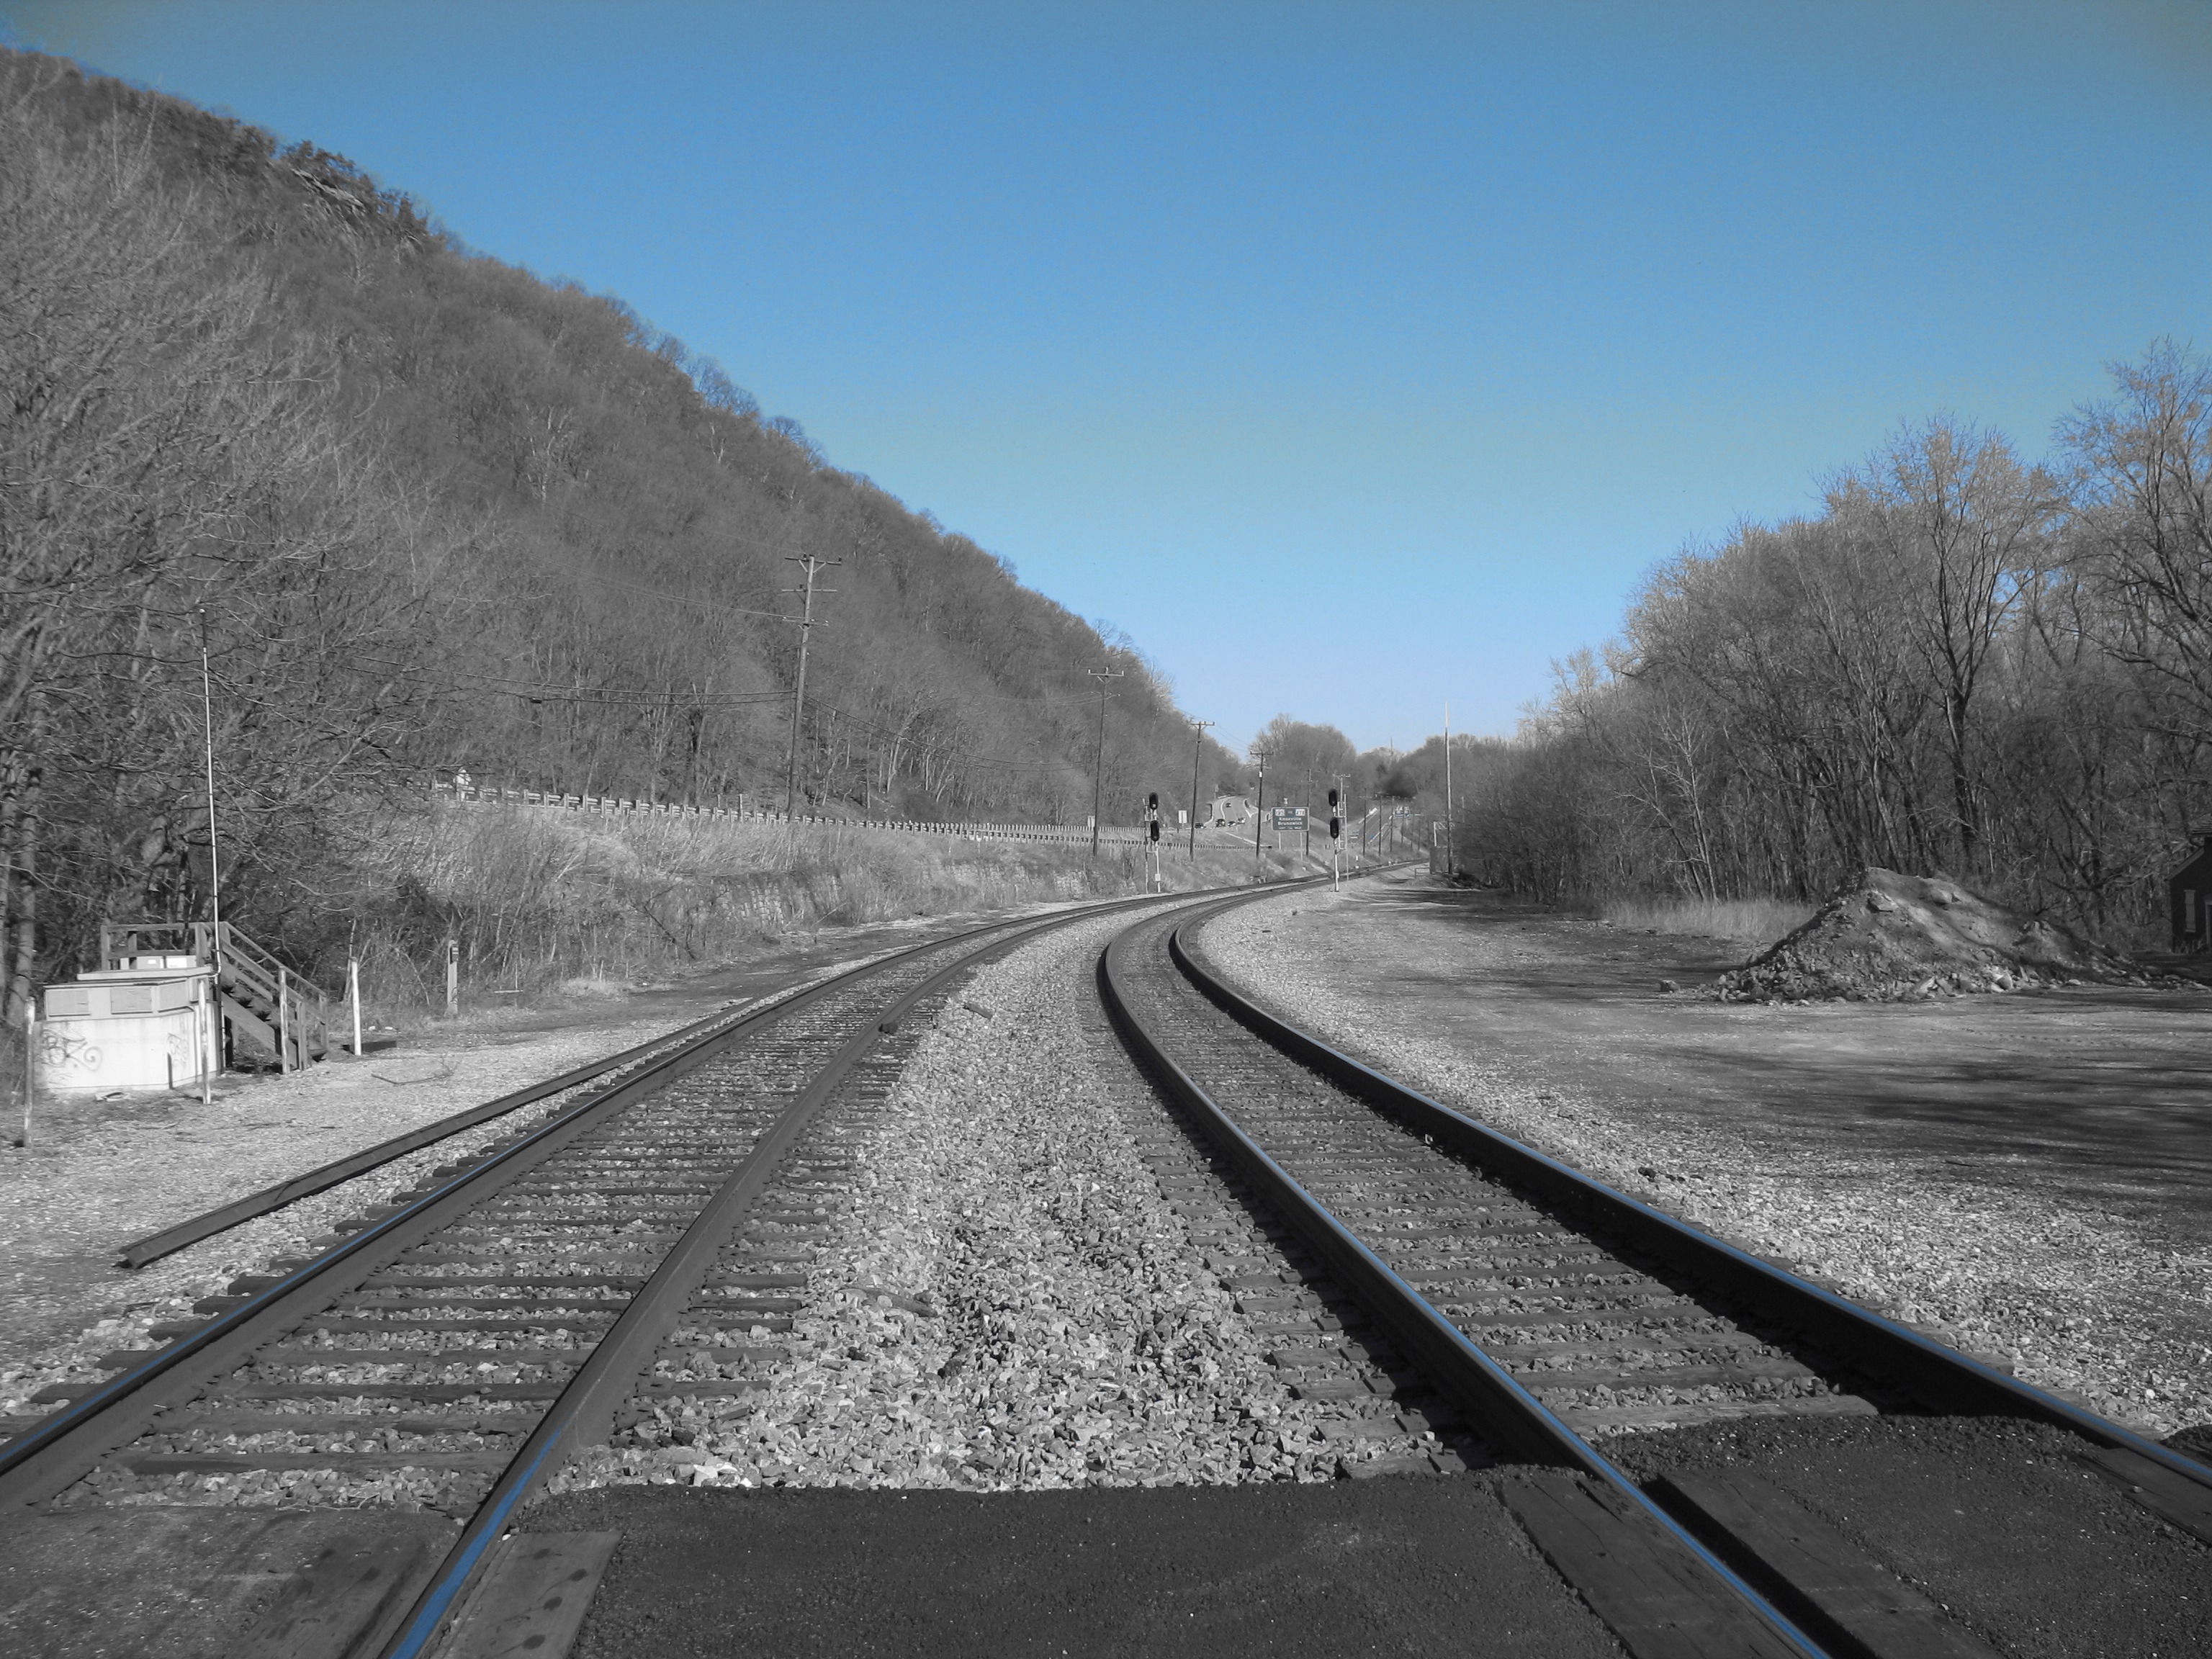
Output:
[338,803,1303,1018]
[1601,894,1815,950]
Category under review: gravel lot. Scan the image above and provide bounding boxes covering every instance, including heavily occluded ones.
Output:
[1200,873,2212,1444]
[548,906,1449,1497]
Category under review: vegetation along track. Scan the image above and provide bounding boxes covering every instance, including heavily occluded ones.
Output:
[0,884,1267,1659]
[1100,890,2212,1659]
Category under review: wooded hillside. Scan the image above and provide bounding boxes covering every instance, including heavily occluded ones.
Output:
[0,49,1246,1009]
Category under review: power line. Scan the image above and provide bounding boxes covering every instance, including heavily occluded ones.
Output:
[547,570,799,624]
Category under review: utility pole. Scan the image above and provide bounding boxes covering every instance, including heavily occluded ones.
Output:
[1187,719,1215,859]
[1252,747,1272,865]
[1087,667,1124,858]
[1442,703,1454,881]
[782,555,839,817]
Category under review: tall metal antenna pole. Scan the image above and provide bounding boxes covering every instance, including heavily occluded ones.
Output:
[197,611,222,981]
[1087,667,1125,858]
[781,556,840,817]
[1187,719,1215,859]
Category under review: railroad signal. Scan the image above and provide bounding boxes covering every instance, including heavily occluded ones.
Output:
[1147,792,1160,842]
[1327,785,1340,843]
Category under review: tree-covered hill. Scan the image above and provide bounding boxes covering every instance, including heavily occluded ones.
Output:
[1,48,1246,999]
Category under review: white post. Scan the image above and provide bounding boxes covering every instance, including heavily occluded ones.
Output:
[277,966,292,1075]
[445,938,459,1017]
[21,1007,35,1149]
[349,957,363,1056]
[198,975,212,1105]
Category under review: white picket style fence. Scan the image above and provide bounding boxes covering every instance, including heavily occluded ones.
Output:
[432,781,1162,846]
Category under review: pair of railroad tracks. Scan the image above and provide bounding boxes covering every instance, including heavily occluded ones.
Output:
[9,865,2206,1659]
[0,882,1294,1659]
[1102,890,2212,1659]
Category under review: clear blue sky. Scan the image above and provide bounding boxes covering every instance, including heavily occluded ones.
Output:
[6,1,2208,752]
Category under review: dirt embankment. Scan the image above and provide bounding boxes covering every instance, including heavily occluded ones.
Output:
[1715,868,2162,1003]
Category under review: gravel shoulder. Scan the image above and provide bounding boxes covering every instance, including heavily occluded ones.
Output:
[1197,871,2212,1442]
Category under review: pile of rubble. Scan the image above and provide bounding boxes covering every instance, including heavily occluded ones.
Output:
[1714,867,2157,1003]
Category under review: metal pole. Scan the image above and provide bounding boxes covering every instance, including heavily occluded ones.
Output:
[277,966,291,1076]
[198,618,222,990]
[1187,720,1214,860]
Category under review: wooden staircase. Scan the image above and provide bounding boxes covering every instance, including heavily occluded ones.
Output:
[101,920,332,1072]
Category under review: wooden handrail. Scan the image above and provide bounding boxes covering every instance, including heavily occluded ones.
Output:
[95,915,331,1069]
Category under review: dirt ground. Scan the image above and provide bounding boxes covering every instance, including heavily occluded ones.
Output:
[1200,871,2212,1442]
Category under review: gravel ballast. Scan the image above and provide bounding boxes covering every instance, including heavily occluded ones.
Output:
[548,905,1450,1497]
[1199,876,2212,1443]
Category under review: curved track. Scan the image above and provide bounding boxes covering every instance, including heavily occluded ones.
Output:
[0,884,1286,1658]
[1100,887,2212,1659]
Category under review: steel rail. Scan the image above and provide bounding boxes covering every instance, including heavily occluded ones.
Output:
[1097,902,1830,1659]
[111,873,1352,1269]
[114,1003,757,1268]
[379,899,1122,1659]
[1164,911,2212,1496]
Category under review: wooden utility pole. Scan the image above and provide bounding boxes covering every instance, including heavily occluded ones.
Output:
[782,556,840,816]
[1252,747,1272,865]
[1087,667,1124,858]
[1442,703,1454,880]
[1187,719,1215,859]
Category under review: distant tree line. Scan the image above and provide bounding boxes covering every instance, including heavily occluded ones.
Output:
[0,51,1244,1011]
[1449,342,2212,943]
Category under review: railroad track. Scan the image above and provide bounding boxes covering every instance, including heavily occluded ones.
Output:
[0,883,1281,1659]
[1100,890,2212,1659]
